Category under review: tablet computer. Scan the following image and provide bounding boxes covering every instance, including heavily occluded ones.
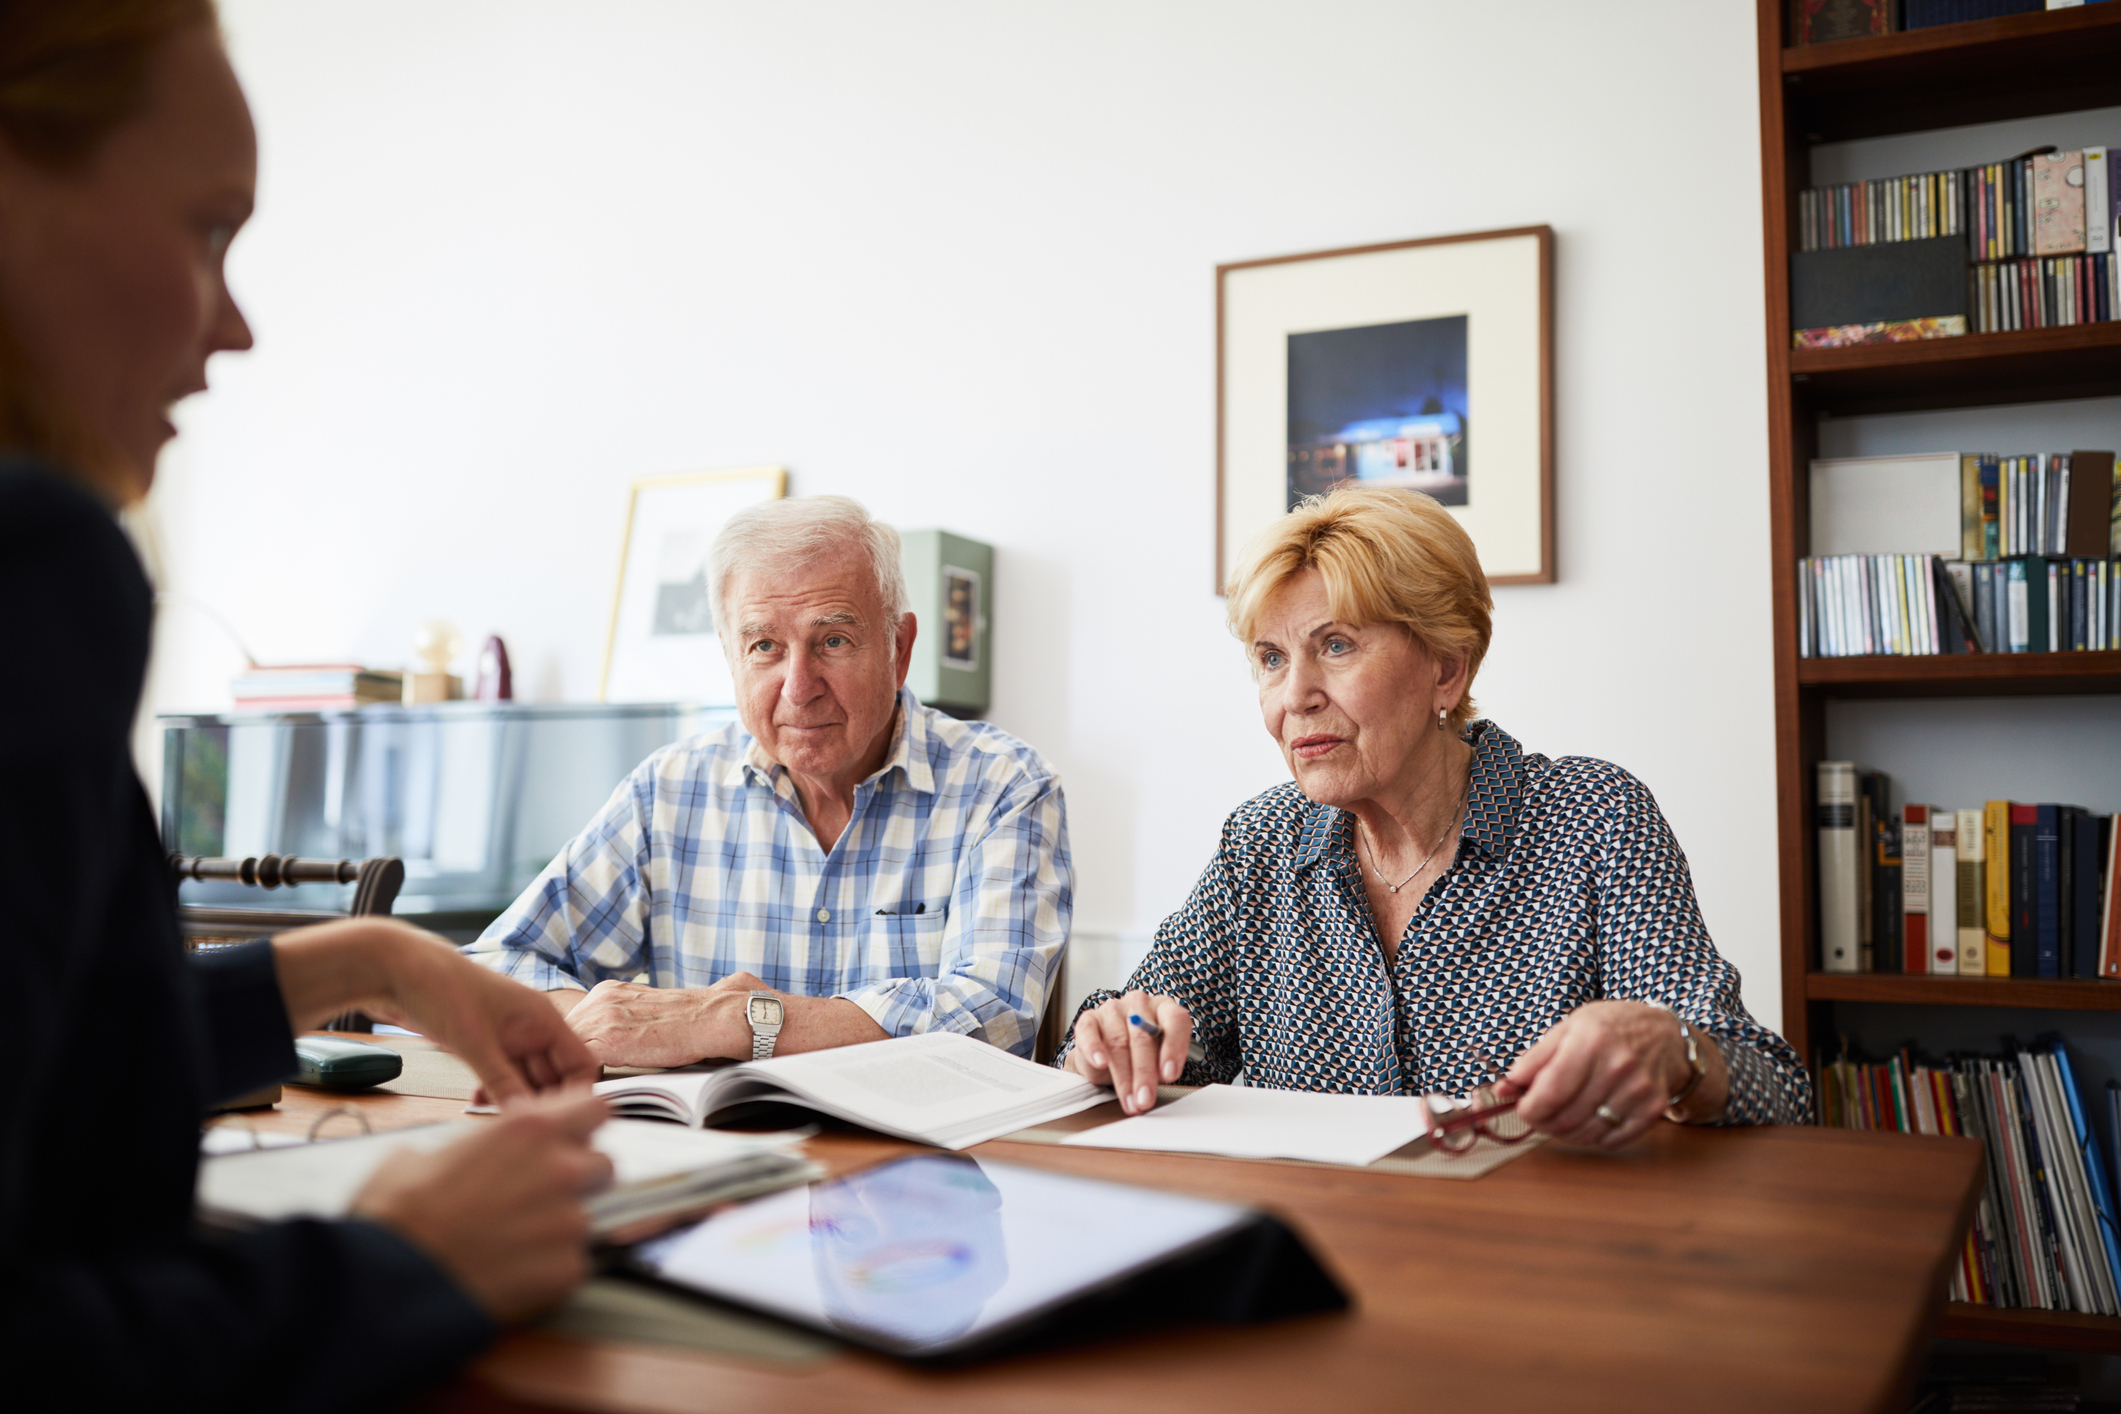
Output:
[626,1153,1268,1361]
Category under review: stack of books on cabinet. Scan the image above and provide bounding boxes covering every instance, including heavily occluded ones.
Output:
[1762,0,2121,1351]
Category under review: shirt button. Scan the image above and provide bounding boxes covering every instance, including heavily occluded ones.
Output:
[816,908,830,922]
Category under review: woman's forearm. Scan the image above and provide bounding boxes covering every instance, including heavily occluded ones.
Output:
[270,918,413,1031]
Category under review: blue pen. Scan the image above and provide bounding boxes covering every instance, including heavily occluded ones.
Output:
[1130,1013,1207,1067]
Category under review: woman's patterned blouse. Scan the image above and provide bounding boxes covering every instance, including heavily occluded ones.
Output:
[1061,720,1812,1125]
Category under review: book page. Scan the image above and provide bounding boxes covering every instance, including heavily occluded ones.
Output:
[746,1032,1097,1140]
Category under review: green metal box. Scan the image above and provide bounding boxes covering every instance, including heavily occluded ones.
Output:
[900,529,991,716]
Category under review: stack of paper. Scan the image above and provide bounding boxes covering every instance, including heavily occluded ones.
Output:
[196,1118,818,1236]
[1058,1085,1434,1167]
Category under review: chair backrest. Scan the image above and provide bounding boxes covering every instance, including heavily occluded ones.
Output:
[1032,960,1071,1067]
[170,853,405,1032]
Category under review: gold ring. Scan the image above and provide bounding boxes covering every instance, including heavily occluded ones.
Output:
[1594,1103,1623,1127]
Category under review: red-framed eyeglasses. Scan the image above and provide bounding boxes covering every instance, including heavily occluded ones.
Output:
[1421,1048,1536,1153]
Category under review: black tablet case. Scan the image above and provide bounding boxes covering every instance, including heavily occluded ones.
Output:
[619,1207,1348,1365]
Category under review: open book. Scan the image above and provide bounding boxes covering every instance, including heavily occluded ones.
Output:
[595,1031,1107,1150]
[197,1118,818,1237]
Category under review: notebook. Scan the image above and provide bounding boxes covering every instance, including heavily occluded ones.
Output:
[196,1118,818,1237]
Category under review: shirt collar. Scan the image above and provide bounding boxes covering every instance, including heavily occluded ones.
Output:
[1294,718,1525,870]
[727,686,932,795]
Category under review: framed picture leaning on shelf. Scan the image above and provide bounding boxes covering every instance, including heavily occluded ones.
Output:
[600,466,788,705]
[1217,225,1554,589]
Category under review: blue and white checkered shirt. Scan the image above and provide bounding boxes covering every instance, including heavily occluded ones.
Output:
[464,688,1071,1056]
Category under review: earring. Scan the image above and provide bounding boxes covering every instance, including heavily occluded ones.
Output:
[1436,707,1448,731]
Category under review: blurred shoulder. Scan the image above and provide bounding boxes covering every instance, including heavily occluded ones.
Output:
[0,458,136,572]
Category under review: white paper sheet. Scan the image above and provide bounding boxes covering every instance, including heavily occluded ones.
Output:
[1057,1084,1433,1167]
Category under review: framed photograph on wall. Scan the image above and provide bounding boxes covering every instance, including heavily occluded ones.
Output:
[600,466,788,704]
[1217,225,1553,589]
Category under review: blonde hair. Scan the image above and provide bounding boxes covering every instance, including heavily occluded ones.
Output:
[1225,486,1494,732]
[0,0,219,503]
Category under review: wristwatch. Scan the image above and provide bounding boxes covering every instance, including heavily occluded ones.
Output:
[746,992,785,1062]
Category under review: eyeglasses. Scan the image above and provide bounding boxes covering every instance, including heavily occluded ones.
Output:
[1421,1048,1535,1153]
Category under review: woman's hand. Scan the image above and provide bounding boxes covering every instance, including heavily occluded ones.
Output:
[273,918,601,1104]
[1498,1001,1728,1147]
[352,1089,612,1323]
[1064,990,1192,1115]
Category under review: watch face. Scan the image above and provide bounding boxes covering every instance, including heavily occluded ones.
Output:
[748,995,785,1027]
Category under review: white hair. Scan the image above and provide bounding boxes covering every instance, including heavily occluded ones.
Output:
[708,494,911,645]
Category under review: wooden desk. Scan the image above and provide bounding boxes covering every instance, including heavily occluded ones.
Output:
[235,1084,1981,1414]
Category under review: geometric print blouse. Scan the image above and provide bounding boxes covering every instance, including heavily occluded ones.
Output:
[1060,720,1812,1126]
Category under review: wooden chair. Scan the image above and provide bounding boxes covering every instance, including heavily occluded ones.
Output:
[170,852,405,1032]
[1033,960,1072,1066]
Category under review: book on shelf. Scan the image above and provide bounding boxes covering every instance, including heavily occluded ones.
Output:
[1790,0,1893,44]
[2106,820,2121,978]
[1820,762,1862,973]
[1793,141,2121,338]
[1956,807,1989,975]
[1817,1037,2121,1318]
[1813,767,2116,979]
[229,663,405,711]
[1900,1,2073,31]
[1800,450,2121,658]
[1810,450,2118,563]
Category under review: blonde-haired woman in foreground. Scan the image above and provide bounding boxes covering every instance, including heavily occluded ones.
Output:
[1060,486,1811,1138]
[0,4,613,1407]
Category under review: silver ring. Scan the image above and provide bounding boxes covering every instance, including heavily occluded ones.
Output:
[1594,1103,1623,1127]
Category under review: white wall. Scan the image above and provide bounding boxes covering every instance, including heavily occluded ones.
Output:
[144,0,1782,1028]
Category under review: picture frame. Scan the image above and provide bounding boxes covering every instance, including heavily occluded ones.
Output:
[600,466,788,704]
[1216,225,1554,590]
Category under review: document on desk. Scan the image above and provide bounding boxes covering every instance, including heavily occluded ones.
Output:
[1059,1084,1435,1167]
[196,1119,818,1237]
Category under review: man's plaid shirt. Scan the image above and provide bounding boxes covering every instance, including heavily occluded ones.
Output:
[465,688,1071,1056]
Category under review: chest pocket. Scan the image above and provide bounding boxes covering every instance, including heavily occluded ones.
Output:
[866,905,952,977]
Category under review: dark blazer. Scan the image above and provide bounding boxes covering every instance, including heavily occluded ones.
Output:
[0,460,490,1411]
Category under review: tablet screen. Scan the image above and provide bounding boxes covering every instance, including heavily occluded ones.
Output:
[631,1154,1253,1356]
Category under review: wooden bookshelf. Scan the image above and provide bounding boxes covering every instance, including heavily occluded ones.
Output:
[1794,651,2121,698]
[1936,1303,2121,1353]
[1758,1,2121,1353]
[1780,5,2121,143]
[1806,973,2121,1011]
[1792,323,2121,416]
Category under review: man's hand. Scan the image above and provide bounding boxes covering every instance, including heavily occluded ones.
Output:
[272,918,600,1105]
[565,972,758,1068]
[565,972,891,1068]
[353,1089,611,1323]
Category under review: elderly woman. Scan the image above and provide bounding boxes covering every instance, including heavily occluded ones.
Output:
[1062,487,1810,1144]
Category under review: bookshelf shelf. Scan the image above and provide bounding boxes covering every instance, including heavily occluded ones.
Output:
[1935,1303,2121,1352]
[1791,324,2121,417]
[1805,973,2121,1011]
[1794,652,2121,699]
[1758,0,2121,1355]
[1780,6,2121,144]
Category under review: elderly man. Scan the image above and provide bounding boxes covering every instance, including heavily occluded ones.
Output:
[466,495,1071,1063]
